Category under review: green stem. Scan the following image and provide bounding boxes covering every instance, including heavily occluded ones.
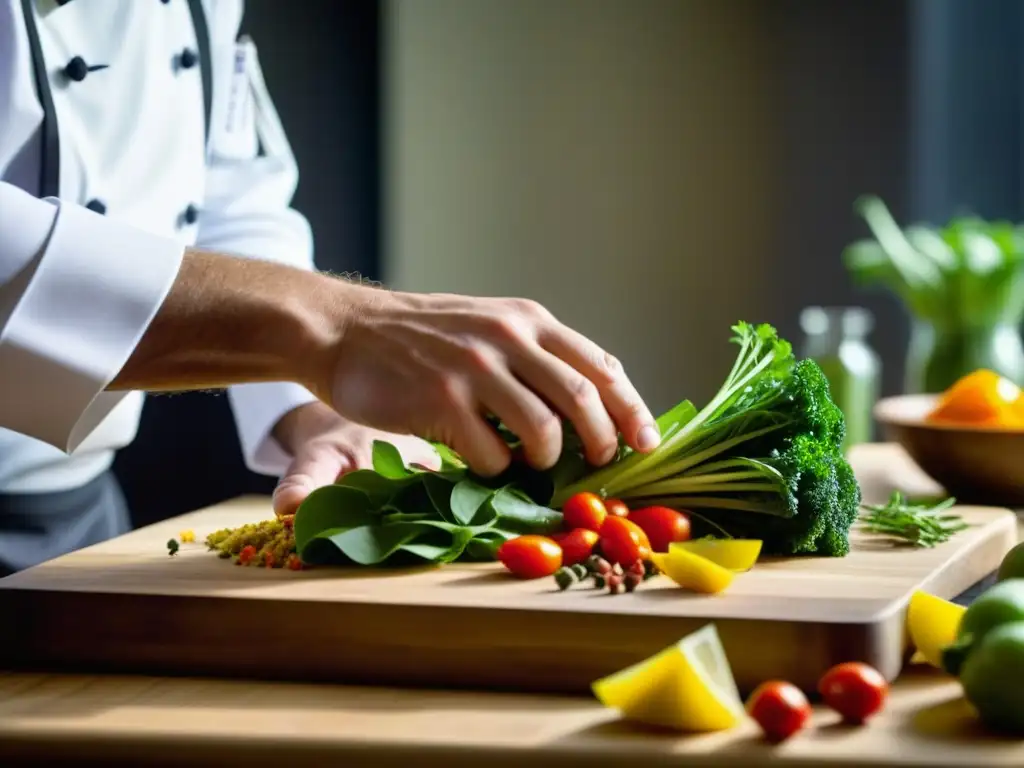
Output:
[628,495,792,517]
[604,422,785,497]
[624,480,780,497]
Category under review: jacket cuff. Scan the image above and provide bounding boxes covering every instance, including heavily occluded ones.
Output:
[227,381,320,477]
[0,197,183,453]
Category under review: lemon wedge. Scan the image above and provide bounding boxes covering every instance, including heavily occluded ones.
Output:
[592,623,745,732]
[906,590,966,669]
[652,549,735,594]
[670,539,762,571]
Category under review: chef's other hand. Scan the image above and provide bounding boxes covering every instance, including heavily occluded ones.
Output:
[327,290,660,477]
[270,401,441,517]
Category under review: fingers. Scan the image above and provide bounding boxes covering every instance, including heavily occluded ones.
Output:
[509,346,619,466]
[472,363,563,470]
[442,409,512,477]
[538,325,660,455]
[272,443,353,517]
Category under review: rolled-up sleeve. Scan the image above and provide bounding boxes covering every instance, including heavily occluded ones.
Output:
[0,182,183,452]
[199,15,319,478]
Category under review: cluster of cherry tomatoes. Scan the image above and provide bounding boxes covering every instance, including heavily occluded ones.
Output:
[497,492,692,580]
[746,662,889,742]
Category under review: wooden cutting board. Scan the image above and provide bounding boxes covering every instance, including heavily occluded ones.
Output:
[0,445,1016,697]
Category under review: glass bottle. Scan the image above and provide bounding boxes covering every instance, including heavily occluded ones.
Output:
[904,319,1024,394]
[799,307,882,451]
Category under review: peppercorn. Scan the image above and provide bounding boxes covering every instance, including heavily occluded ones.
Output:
[570,563,589,580]
[588,554,612,575]
[643,559,659,580]
[167,538,179,556]
[606,573,624,595]
[286,554,304,571]
[593,573,607,589]
[554,567,578,591]
[624,571,643,592]
[628,559,645,576]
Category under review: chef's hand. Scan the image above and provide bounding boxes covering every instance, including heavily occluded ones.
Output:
[324,289,660,477]
[269,401,441,517]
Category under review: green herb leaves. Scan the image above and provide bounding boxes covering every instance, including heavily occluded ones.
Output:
[293,440,564,567]
[859,491,969,548]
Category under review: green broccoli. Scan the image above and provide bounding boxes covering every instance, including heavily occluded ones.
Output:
[551,322,862,557]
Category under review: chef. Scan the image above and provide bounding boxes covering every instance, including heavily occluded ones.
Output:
[0,1,659,575]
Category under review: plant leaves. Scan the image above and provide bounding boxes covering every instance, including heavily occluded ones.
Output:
[336,469,409,506]
[450,479,494,525]
[293,485,375,554]
[372,440,415,479]
[313,522,431,566]
[491,487,563,534]
[422,474,458,523]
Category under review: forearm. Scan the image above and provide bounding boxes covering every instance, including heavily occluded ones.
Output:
[108,248,347,398]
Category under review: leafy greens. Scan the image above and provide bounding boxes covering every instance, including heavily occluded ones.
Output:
[293,321,863,565]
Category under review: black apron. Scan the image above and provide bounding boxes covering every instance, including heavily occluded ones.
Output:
[0,0,213,576]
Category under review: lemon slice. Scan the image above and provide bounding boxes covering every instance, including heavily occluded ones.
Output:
[592,623,745,732]
[652,549,735,594]
[670,539,762,571]
[906,590,966,669]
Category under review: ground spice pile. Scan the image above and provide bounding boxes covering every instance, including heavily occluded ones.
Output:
[204,516,305,570]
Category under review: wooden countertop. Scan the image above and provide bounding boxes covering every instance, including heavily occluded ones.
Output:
[0,443,1021,767]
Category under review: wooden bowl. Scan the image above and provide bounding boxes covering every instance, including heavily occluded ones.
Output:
[874,394,1024,507]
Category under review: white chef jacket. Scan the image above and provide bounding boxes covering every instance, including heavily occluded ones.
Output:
[0,0,319,493]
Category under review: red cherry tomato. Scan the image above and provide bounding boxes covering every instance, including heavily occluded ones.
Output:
[561,492,607,532]
[497,535,563,579]
[598,516,651,566]
[818,662,888,723]
[604,498,630,518]
[746,681,812,742]
[551,528,600,566]
[626,506,691,552]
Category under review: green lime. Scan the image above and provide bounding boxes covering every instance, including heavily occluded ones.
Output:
[960,621,1024,735]
[997,542,1024,582]
[941,579,1024,675]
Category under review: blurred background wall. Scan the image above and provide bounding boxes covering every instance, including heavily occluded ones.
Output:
[117,0,1023,526]
[383,0,909,413]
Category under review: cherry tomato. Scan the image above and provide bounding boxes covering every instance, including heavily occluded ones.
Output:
[626,506,691,552]
[604,498,630,518]
[551,528,600,567]
[818,662,888,723]
[598,516,651,566]
[562,492,607,532]
[746,680,812,742]
[497,535,563,579]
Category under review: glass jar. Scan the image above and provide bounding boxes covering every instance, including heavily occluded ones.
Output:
[799,307,882,451]
[904,319,1024,394]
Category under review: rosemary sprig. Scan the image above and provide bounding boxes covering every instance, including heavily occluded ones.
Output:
[859,491,968,548]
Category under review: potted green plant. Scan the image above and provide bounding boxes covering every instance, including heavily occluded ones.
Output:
[842,195,1024,394]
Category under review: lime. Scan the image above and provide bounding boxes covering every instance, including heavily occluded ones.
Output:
[960,621,1024,735]
[591,623,744,732]
[942,579,1024,675]
[997,542,1024,582]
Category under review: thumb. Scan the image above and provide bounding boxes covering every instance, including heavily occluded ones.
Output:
[272,444,352,517]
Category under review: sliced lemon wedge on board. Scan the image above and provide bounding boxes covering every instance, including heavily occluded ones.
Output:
[652,549,735,594]
[906,590,966,669]
[670,539,762,571]
[592,624,745,732]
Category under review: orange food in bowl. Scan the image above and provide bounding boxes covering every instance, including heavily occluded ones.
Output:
[927,370,1024,428]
